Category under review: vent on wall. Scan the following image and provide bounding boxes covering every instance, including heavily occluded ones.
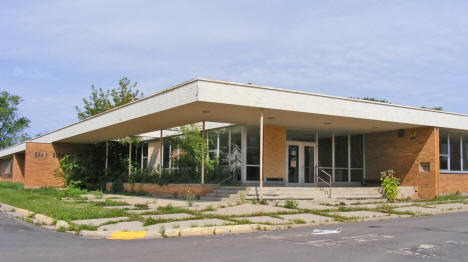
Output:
[398,129,405,137]
[419,162,430,173]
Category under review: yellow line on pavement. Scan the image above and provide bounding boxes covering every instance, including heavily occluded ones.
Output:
[107,231,147,240]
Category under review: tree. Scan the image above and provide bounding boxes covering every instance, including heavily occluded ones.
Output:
[0,91,30,149]
[75,77,142,120]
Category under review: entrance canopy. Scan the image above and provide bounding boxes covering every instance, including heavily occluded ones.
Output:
[1,78,468,158]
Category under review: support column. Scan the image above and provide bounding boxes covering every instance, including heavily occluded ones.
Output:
[259,109,264,202]
[105,141,109,170]
[201,121,205,184]
[128,139,132,176]
[160,130,163,172]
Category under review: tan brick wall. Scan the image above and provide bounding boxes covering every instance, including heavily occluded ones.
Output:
[12,153,25,183]
[365,127,439,199]
[263,125,286,179]
[439,174,468,195]
[105,183,217,197]
[24,142,86,188]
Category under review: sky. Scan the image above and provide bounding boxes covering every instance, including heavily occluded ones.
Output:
[1,0,468,137]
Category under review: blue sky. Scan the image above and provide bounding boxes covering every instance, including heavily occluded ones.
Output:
[1,0,468,137]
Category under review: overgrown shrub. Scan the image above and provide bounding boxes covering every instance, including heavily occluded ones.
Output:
[380,169,400,201]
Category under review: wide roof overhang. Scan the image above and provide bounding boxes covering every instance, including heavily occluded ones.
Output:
[2,78,468,158]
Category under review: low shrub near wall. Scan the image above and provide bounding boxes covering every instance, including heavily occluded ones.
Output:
[105,182,217,198]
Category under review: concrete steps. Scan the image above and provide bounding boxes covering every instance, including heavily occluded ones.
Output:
[201,186,417,202]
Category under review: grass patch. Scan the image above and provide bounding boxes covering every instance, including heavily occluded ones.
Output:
[93,199,129,207]
[0,182,127,221]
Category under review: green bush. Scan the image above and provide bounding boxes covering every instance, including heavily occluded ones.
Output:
[380,169,400,201]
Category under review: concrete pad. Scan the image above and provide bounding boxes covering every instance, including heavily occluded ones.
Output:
[393,206,439,214]
[233,216,285,224]
[296,201,338,210]
[142,213,194,220]
[72,217,129,226]
[204,204,290,216]
[98,221,145,232]
[103,205,134,209]
[34,214,54,225]
[127,209,157,214]
[432,203,468,212]
[279,213,331,224]
[146,218,230,230]
[331,211,395,219]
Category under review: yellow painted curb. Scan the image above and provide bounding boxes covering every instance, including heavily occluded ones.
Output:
[107,231,146,240]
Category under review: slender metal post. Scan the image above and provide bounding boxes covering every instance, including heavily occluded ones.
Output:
[160,130,163,172]
[128,139,132,176]
[105,141,109,170]
[201,121,205,184]
[259,109,264,202]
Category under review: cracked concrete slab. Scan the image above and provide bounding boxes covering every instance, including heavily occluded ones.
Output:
[204,204,290,216]
[71,217,129,226]
[145,218,231,230]
[233,216,285,224]
[142,213,194,220]
[279,213,331,223]
[98,221,145,232]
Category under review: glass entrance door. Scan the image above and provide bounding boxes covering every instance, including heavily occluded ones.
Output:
[286,142,316,185]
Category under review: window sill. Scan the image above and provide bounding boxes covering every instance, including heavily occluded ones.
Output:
[440,171,468,175]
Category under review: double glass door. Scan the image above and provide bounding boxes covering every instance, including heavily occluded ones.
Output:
[286,142,316,184]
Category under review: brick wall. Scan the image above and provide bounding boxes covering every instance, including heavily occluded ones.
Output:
[439,174,468,195]
[263,125,286,179]
[24,142,86,188]
[12,153,25,183]
[365,127,439,199]
[105,183,217,197]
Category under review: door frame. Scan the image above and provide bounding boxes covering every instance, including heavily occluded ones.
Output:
[285,141,317,185]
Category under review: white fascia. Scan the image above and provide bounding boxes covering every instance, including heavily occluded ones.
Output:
[196,79,468,131]
[31,80,199,144]
[0,143,26,159]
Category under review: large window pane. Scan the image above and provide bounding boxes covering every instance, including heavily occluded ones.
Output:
[440,156,448,170]
[335,135,348,168]
[229,126,242,178]
[351,169,363,182]
[318,137,332,167]
[351,135,363,168]
[464,135,468,171]
[335,169,348,182]
[247,166,259,181]
[450,134,461,171]
[246,126,259,165]
[440,132,448,155]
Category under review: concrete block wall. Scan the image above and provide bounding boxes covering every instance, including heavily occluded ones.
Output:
[365,127,439,199]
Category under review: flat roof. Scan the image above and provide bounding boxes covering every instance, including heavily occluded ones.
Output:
[1,78,467,158]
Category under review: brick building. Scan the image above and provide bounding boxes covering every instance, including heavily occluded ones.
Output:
[0,78,467,199]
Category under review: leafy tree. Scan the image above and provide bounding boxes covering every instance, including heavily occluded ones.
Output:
[0,91,30,149]
[75,77,142,120]
[111,77,142,107]
[75,86,112,120]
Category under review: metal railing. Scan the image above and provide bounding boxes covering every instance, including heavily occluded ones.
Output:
[315,167,332,198]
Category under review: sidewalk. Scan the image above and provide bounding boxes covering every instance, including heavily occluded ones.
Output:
[1,192,468,240]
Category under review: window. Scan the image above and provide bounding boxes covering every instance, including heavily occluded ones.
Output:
[464,135,468,171]
[440,131,468,173]
[246,126,260,181]
[317,133,364,183]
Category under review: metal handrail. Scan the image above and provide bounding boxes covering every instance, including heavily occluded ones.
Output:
[315,167,332,198]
